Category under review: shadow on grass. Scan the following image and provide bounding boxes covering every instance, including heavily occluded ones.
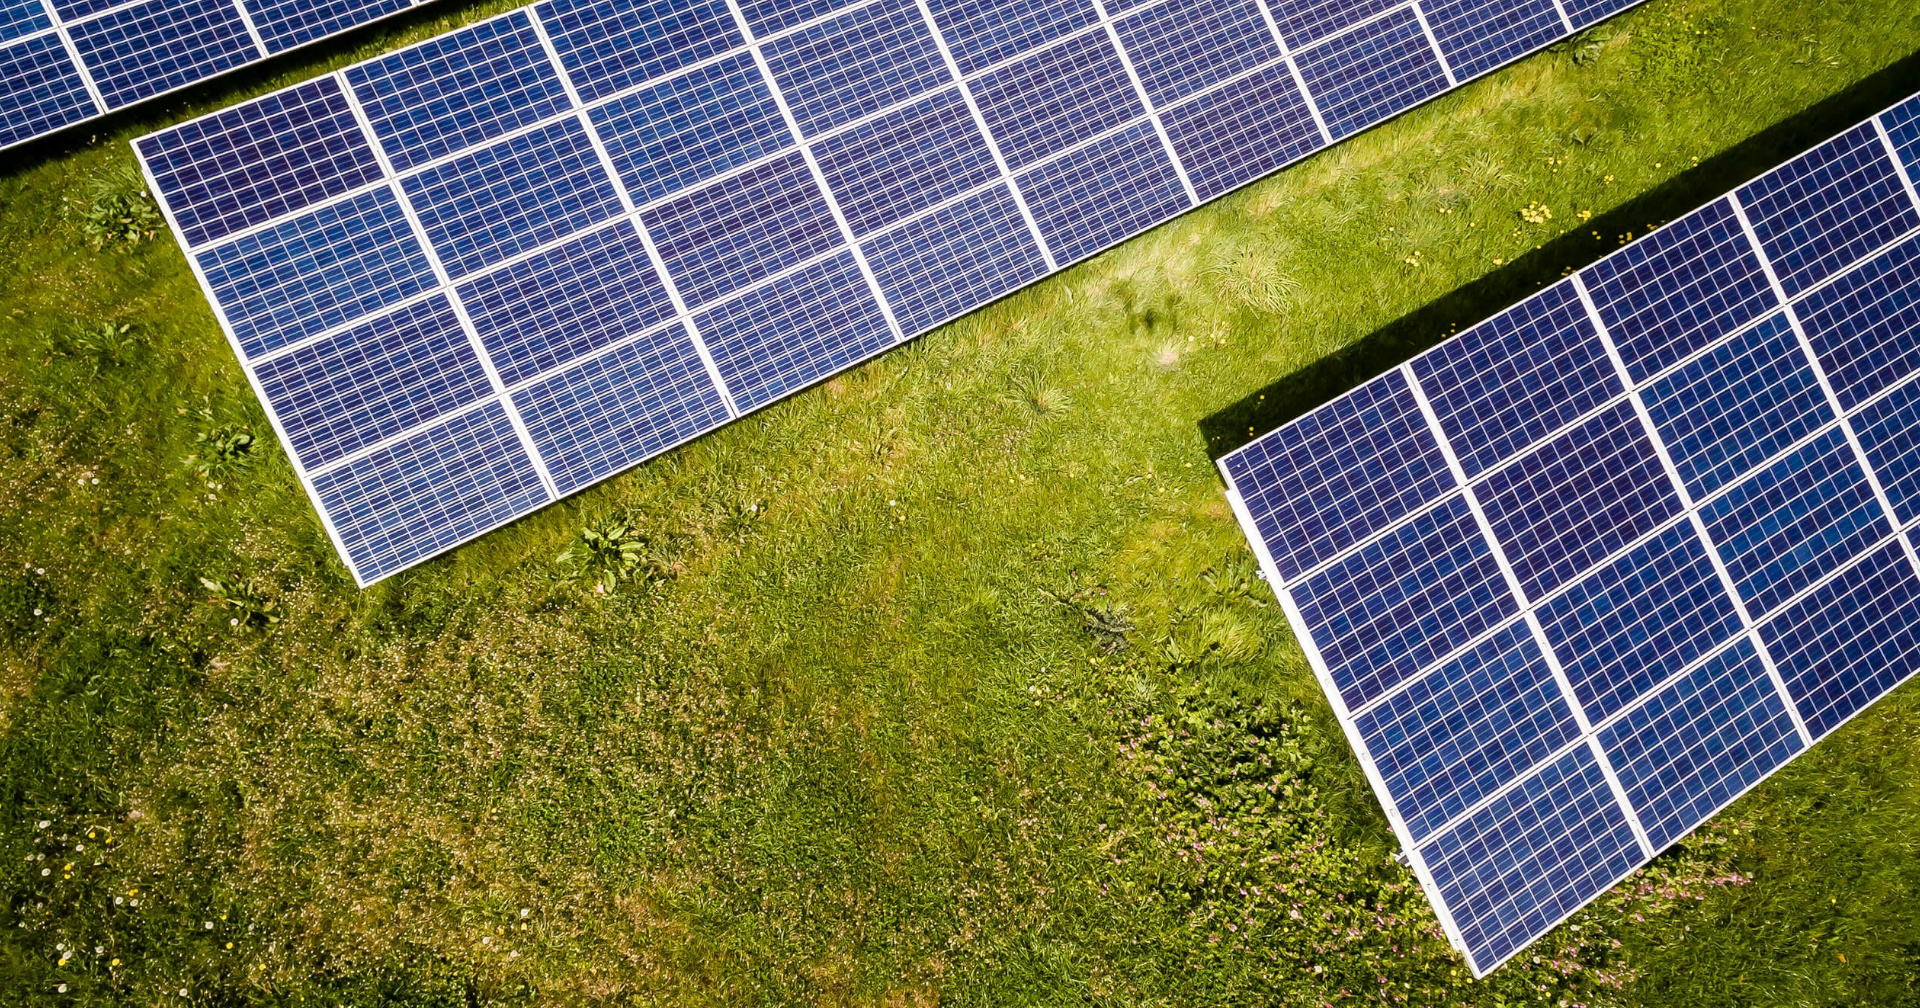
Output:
[1199,47,1920,460]
[0,0,502,176]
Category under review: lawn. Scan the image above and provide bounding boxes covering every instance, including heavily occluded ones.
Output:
[3,0,1920,1004]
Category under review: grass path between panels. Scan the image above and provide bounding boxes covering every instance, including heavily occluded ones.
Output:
[2,0,1920,1004]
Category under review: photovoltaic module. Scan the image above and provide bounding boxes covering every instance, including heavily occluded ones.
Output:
[1221,91,1920,975]
[133,0,1645,583]
[0,0,439,149]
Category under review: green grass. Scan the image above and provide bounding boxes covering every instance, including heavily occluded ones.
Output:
[2,0,1920,1003]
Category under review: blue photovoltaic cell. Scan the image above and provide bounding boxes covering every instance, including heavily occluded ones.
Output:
[695,250,895,411]
[0,34,97,148]
[1700,427,1887,618]
[1221,368,1455,581]
[1735,123,1920,298]
[1641,312,1835,500]
[738,0,844,37]
[1884,96,1920,180]
[1796,232,1920,410]
[971,30,1143,169]
[924,0,1095,75]
[1356,622,1580,841]
[1477,402,1680,602]
[1762,540,1920,739]
[345,12,571,173]
[68,0,257,107]
[1267,0,1400,50]
[1292,8,1449,141]
[1018,120,1190,263]
[1421,0,1563,80]
[135,77,384,250]
[1582,199,1781,383]
[1536,522,1743,723]
[402,118,624,280]
[1851,377,1920,525]
[457,222,676,385]
[812,89,998,236]
[512,328,732,493]
[641,151,841,306]
[863,184,1049,335]
[1296,496,1515,711]
[313,402,550,582]
[0,0,49,40]
[52,0,124,20]
[250,0,410,53]
[535,0,739,103]
[1561,0,1638,28]
[1418,747,1643,971]
[198,187,438,360]
[1412,281,1619,477]
[1113,0,1278,108]
[1160,60,1323,201]
[589,53,791,205]
[253,296,494,469]
[764,0,950,137]
[1597,638,1801,850]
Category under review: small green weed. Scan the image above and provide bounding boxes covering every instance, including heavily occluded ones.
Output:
[181,402,257,488]
[198,574,280,630]
[75,162,162,252]
[555,514,666,593]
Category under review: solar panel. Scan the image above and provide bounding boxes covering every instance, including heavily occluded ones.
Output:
[1220,91,1920,975]
[0,0,422,149]
[136,0,1654,585]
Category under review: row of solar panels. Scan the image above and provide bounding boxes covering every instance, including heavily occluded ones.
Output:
[0,0,434,148]
[135,0,1644,583]
[1222,93,1920,975]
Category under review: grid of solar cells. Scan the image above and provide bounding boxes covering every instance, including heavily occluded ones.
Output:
[0,0,436,149]
[1221,92,1920,977]
[135,0,1658,584]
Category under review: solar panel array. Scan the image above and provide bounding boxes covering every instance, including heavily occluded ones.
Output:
[134,0,1645,584]
[1220,92,1920,976]
[0,0,438,149]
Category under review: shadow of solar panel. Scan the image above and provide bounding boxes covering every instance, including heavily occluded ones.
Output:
[1221,90,1920,977]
